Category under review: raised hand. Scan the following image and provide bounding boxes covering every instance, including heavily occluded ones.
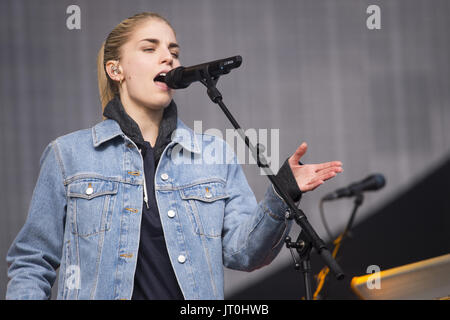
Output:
[288,142,343,192]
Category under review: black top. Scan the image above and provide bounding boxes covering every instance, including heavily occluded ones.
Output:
[103,95,184,300]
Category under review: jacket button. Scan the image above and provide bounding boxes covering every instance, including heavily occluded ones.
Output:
[167,210,176,218]
[161,173,169,181]
[177,255,186,264]
[85,184,93,195]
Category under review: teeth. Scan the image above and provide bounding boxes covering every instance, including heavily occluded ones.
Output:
[154,72,166,82]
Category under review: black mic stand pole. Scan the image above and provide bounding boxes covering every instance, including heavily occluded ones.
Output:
[308,193,364,299]
[337,193,364,249]
[197,67,345,299]
[347,194,364,235]
[285,231,314,300]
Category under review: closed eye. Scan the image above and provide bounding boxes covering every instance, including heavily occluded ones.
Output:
[143,48,178,58]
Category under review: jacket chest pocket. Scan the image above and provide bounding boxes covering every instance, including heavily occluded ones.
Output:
[67,179,119,237]
[180,181,229,238]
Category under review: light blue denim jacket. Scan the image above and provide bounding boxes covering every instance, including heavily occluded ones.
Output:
[6,118,294,300]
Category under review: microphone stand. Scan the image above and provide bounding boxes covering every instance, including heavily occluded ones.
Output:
[342,193,364,240]
[311,193,364,299]
[197,66,345,299]
[285,231,314,300]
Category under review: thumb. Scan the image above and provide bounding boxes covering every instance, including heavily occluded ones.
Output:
[290,142,308,164]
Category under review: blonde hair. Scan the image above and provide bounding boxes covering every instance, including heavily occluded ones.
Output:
[97,12,174,117]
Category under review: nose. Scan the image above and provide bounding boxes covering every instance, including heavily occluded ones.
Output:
[160,48,173,66]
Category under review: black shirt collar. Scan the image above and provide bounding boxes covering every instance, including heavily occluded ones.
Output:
[102,94,177,159]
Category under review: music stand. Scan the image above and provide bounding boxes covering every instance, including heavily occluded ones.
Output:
[351,253,450,300]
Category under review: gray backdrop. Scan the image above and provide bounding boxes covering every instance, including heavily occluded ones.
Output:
[1,0,449,299]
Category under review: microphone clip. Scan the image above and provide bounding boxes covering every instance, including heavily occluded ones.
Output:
[198,65,222,103]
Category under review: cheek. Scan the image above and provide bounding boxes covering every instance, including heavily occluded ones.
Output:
[125,59,152,81]
[124,66,157,96]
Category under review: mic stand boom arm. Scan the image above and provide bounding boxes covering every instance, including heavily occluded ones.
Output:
[197,67,345,295]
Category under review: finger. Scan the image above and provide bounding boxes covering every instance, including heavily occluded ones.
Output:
[306,176,325,186]
[290,142,308,164]
[316,166,344,176]
[303,180,324,192]
[306,170,338,186]
[316,170,338,182]
[314,161,343,172]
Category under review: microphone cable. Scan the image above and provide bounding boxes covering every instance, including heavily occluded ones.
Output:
[320,199,334,241]
[313,195,364,300]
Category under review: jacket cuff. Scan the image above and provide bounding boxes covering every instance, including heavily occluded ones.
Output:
[273,158,302,203]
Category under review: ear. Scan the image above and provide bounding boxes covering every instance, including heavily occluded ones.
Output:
[105,60,123,82]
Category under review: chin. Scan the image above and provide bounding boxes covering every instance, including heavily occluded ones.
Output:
[126,85,173,110]
[146,96,172,110]
[132,90,170,109]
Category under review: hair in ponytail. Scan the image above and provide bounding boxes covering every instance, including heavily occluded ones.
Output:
[97,12,174,118]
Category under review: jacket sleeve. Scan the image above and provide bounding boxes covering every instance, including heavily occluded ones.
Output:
[222,149,300,272]
[6,140,67,299]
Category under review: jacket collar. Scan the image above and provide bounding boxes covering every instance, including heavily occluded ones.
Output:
[92,119,124,147]
[172,119,202,154]
[92,100,201,154]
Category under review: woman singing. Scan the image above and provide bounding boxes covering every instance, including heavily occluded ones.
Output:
[6,12,343,300]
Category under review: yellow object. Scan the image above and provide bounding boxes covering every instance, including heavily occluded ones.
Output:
[351,253,450,300]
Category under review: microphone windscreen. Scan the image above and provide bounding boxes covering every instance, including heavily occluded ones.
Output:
[368,173,386,191]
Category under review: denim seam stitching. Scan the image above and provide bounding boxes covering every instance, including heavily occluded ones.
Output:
[198,231,219,298]
[155,178,227,191]
[64,174,139,186]
[90,195,110,299]
[190,200,221,238]
[223,204,265,258]
[51,140,67,180]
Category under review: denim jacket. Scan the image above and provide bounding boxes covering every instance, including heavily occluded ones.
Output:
[6,118,295,300]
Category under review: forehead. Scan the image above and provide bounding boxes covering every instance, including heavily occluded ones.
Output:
[129,18,177,44]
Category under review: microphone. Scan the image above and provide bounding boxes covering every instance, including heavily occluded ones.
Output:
[158,56,242,89]
[322,173,386,201]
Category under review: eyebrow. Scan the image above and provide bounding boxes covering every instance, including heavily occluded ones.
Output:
[139,38,179,49]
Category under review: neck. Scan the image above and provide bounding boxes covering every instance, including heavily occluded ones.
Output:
[120,94,164,147]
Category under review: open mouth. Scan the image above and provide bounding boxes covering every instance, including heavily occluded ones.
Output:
[154,72,166,83]
[153,72,169,91]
